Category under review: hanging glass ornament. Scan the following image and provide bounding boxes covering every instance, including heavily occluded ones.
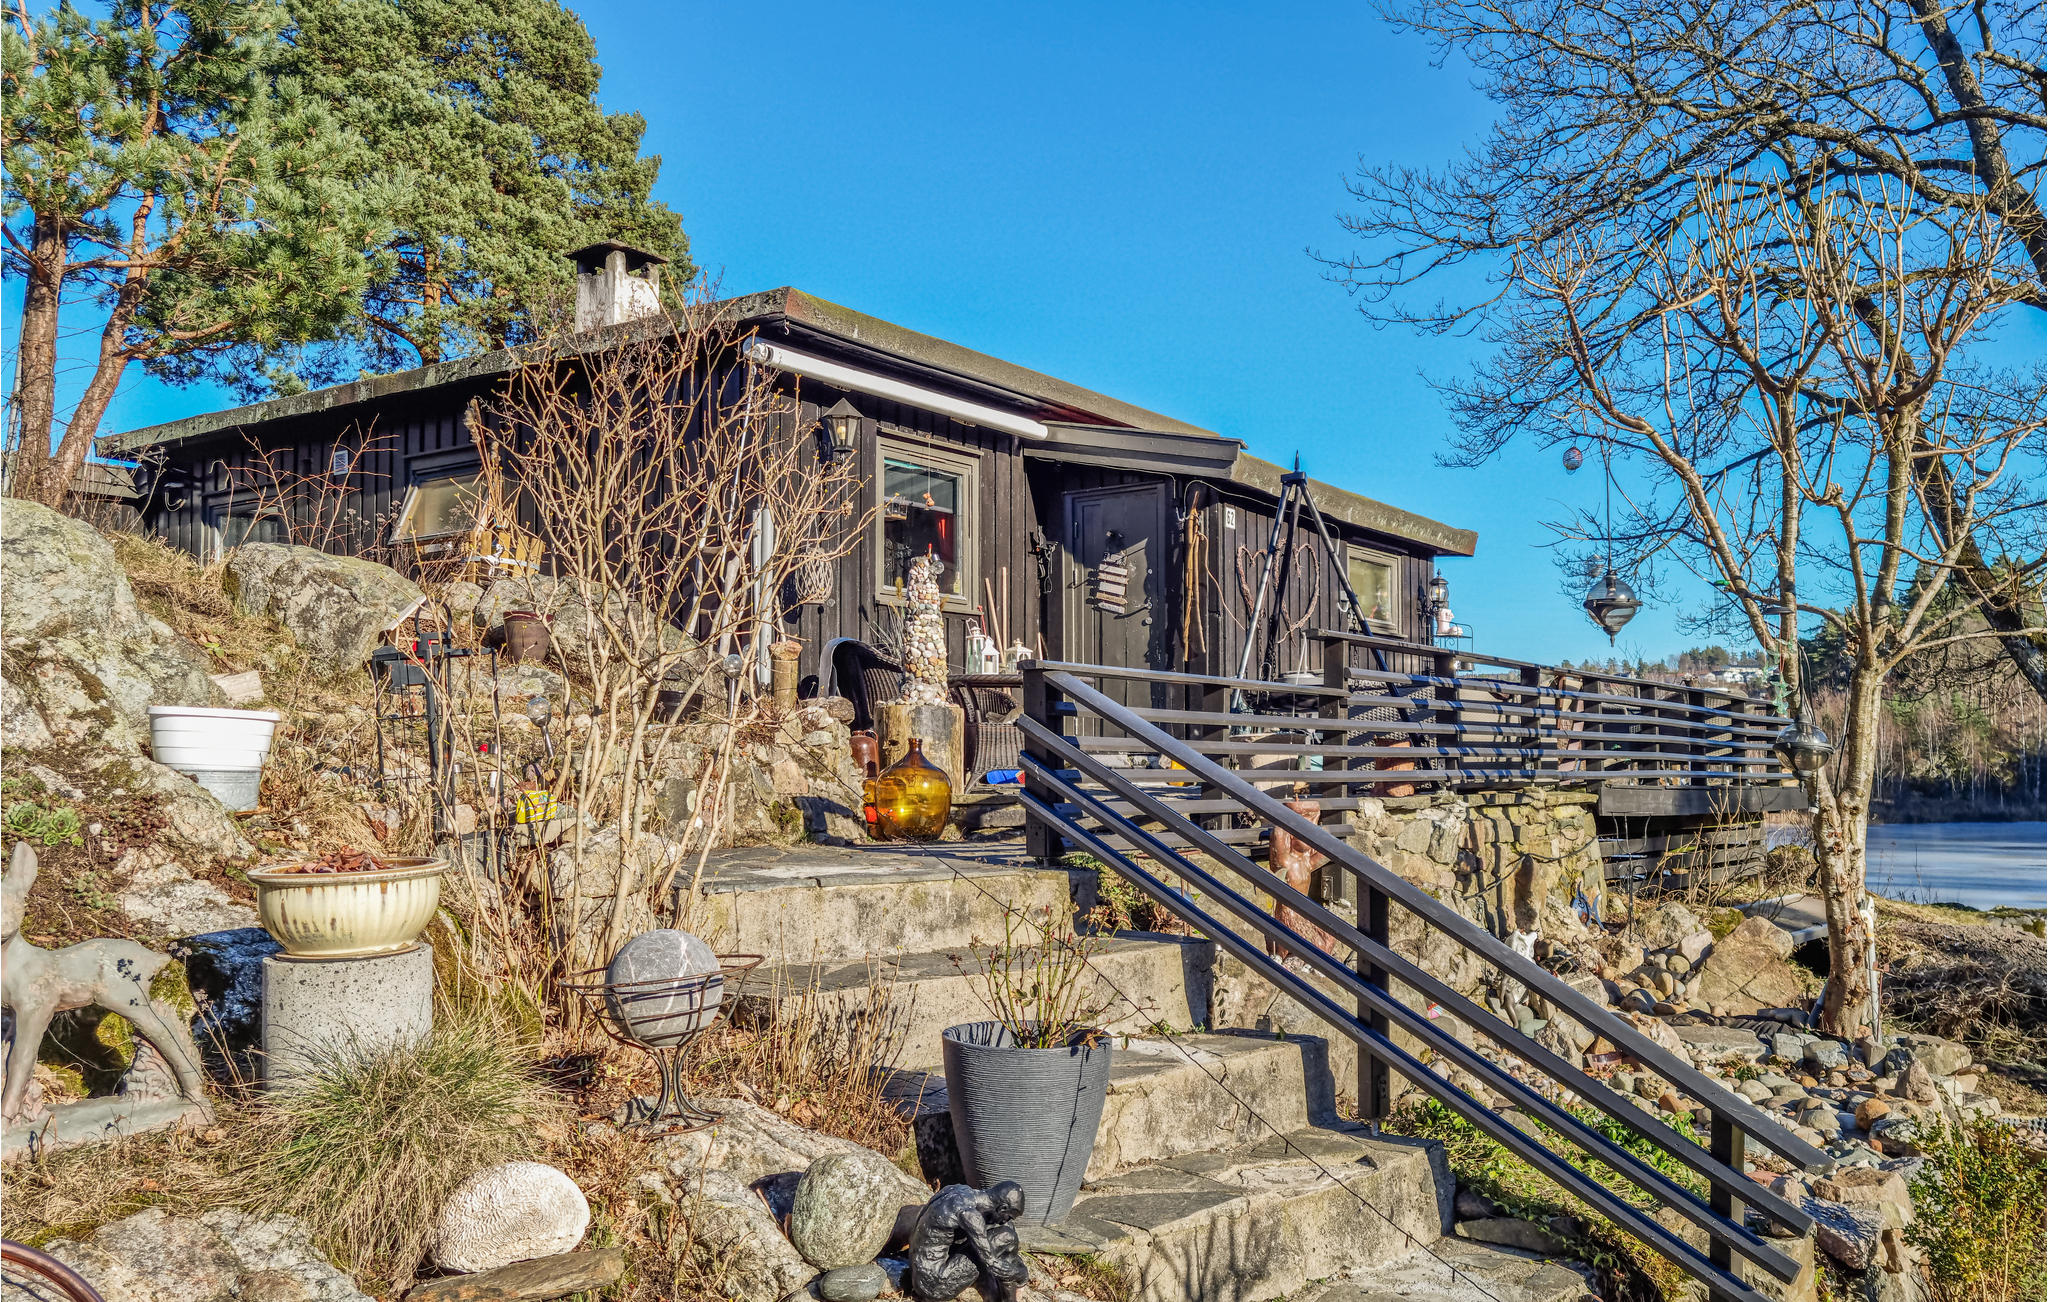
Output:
[1582,570,1642,643]
[1773,720,1835,776]
[1563,446,1585,473]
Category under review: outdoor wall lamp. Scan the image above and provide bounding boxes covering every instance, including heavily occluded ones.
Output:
[1426,574,1450,610]
[1582,569,1642,643]
[820,398,863,461]
[1774,719,1835,776]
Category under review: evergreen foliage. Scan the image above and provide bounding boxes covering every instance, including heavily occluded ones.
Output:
[2,0,384,499]
[243,0,692,390]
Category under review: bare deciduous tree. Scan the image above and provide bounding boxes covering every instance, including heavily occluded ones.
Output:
[477,299,867,966]
[1327,0,2046,1036]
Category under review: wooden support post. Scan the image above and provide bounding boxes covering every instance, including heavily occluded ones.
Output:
[1520,664,1546,784]
[1432,647,1458,790]
[1022,662,1062,865]
[1710,1114,1748,1280]
[1359,882,1392,1126]
[1197,675,1232,837]
[1321,635,1353,905]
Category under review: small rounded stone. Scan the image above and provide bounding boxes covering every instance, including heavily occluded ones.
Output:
[816,1262,887,1302]
[788,1151,902,1270]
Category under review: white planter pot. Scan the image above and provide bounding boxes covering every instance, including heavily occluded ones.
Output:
[148,705,280,810]
[246,858,447,958]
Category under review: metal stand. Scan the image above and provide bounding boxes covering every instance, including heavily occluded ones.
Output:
[561,956,762,1136]
[1233,461,1377,691]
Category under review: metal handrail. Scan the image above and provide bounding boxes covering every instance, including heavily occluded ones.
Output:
[1020,753,1805,1301]
[1035,665,1828,1171]
[1020,664,1833,1302]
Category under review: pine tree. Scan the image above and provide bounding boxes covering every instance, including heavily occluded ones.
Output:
[246,0,692,389]
[2,0,384,505]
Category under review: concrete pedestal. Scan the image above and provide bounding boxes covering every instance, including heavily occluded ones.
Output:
[261,943,434,1085]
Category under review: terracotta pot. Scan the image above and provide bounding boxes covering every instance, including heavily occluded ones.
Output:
[850,730,881,780]
[501,611,551,664]
[246,857,447,958]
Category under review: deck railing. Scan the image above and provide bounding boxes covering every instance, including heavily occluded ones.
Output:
[1075,628,1794,794]
[1017,658,1830,1302]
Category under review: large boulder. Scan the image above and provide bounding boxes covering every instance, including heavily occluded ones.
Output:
[1636,901,1703,951]
[1693,916,1807,1016]
[43,1206,370,1302]
[1,501,222,753]
[224,544,425,676]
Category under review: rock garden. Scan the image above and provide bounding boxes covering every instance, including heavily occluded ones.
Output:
[1,501,2041,1302]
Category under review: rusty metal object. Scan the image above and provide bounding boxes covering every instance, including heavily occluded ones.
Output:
[3,1239,105,1302]
[1268,798,1336,962]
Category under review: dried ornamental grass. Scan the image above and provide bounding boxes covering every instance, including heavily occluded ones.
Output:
[217,1013,567,1290]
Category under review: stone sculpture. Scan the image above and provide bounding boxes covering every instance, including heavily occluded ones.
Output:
[904,1181,1029,1302]
[603,928,721,1043]
[1,843,213,1125]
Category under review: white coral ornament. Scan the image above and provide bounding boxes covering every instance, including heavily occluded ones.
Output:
[432,1160,590,1273]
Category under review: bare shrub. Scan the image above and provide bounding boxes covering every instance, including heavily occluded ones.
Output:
[687,964,913,1158]
[473,291,870,969]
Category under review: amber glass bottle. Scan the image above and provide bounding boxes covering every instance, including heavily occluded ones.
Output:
[865,738,952,841]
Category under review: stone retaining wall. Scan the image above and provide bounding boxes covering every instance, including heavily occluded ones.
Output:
[1207,787,1610,1098]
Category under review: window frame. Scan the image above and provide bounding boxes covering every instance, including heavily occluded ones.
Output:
[389,471,488,549]
[1345,544,1402,635]
[874,435,978,610]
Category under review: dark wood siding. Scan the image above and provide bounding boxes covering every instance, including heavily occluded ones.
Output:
[136,351,1443,696]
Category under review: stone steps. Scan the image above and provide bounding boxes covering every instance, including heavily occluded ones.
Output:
[1299,1239,1596,1302]
[686,844,1072,964]
[1022,1123,1455,1302]
[890,1031,1340,1183]
[729,932,1215,1070]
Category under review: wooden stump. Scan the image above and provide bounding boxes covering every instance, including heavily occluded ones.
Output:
[876,701,966,793]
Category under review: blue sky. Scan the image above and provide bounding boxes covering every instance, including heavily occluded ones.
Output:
[23,1,2046,665]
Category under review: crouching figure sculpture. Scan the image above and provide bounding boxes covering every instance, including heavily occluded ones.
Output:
[1,844,213,1129]
[905,1180,1029,1302]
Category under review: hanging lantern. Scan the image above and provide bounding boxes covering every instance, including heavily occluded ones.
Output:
[1581,570,1641,642]
[1563,446,1585,473]
[1773,720,1835,776]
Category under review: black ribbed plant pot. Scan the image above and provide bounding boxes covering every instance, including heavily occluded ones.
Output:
[940,1021,1111,1225]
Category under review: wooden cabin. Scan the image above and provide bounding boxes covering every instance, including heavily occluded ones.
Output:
[102,248,1477,705]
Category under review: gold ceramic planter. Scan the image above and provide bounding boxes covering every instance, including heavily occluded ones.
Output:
[246,858,447,958]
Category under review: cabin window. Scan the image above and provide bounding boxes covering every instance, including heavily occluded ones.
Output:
[391,474,484,544]
[878,444,974,601]
[214,509,285,559]
[1346,548,1398,632]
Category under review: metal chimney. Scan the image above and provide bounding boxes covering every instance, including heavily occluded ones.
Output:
[567,242,668,331]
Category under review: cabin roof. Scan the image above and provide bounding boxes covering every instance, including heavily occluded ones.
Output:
[99,286,1475,555]
[1034,424,1477,556]
[101,286,1217,454]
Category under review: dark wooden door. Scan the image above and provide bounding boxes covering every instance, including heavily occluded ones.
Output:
[1063,483,1170,715]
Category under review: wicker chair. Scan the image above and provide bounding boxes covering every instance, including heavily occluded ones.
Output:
[824,639,1022,785]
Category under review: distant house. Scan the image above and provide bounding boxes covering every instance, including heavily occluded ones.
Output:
[101,246,1476,697]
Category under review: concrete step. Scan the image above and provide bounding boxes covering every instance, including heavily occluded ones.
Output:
[891,1030,1341,1184]
[686,843,1072,964]
[1021,1123,1454,1302]
[728,931,1216,1070]
[1300,1239,1596,1302]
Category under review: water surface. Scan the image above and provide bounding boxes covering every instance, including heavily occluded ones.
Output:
[1861,822,2046,911]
